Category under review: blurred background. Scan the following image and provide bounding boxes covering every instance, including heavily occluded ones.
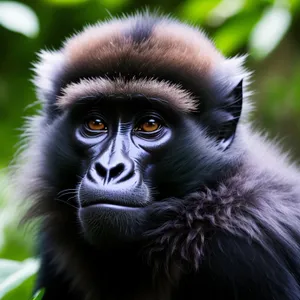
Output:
[0,0,300,298]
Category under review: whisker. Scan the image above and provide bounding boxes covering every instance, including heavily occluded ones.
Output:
[57,188,77,197]
[55,197,78,209]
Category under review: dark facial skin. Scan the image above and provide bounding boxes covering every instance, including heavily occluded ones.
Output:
[73,95,174,243]
[41,91,239,246]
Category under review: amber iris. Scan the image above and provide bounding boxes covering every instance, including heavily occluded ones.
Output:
[87,118,106,131]
[139,118,160,132]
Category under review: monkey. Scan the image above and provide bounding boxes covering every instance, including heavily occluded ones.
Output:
[10,11,300,300]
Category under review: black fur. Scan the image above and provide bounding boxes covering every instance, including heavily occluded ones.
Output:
[12,12,300,300]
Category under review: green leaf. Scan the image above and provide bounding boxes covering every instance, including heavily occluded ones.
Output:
[0,258,39,299]
[213,12,260,55]
[289,0,300,12]
[32,289,45,300]
[0,260,21,284]
[249,6,291,60]
[206,0,246,26]
[44,0,89,5]
[178,0,222,23]
[98,0,131,10]
[0,1,39,38]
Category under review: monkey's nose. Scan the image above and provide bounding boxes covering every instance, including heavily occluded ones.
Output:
[88,159,135,185]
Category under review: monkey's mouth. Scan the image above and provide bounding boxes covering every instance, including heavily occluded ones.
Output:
[79,198,148,243]
[78,181,150,210]
[82,203,142,211]
[80,199,144,209]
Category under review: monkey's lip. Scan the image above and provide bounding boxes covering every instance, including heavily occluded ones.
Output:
[81,200,143,210]
[82,203,141,211]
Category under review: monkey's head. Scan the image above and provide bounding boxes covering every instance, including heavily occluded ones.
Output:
[17,13,249,246]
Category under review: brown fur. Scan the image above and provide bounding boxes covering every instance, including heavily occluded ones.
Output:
[32,13,250,117]
[57,77,198,111]
[63,16,223,81]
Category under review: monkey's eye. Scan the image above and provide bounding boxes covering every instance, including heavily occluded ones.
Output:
[135,117,162,133]
[83,117,107,136]
[87,118,106,131]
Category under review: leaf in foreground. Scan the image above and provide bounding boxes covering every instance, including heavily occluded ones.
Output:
[0,258,39,299]
[32,289,45,300]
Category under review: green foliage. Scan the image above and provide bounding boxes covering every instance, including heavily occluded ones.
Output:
[178,0,221,23]
[0,258,39,300]
[214,12,261,55]
[249,5,292,59]
[32,289,45,300]
[1,0,300,298]
[0,2,39,38]
[45,0,89,5]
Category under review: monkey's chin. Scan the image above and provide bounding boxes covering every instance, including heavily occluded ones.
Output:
[79,204,147,246]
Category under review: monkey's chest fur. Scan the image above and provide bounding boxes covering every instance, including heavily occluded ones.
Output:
[43,173,278,300]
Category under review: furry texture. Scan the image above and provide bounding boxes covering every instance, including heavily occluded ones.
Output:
[31,12,251,119]
[57,77,198,112]
[10,11,300,300]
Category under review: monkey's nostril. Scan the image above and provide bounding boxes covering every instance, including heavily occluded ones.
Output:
[95,163,107,178]
[91,161,134,183]
[109,163,125,179]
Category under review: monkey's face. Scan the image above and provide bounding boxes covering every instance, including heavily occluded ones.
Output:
[23,12,245,248]
[41,90,240,245]
[74,95,174,243]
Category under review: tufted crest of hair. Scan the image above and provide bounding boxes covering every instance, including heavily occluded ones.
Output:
[32,11,252,117]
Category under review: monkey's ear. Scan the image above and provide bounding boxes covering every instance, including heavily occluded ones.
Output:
[203,80,243,151]
[217,80,243,150]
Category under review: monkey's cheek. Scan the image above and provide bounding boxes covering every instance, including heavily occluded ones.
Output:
[79,204,147,245]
